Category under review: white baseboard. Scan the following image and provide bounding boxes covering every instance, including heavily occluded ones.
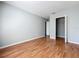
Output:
[50,36,55,40]
[57,36,65,38]
[69,41,79,45]
[0,36,44,49]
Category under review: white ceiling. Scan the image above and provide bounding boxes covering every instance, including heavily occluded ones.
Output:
[5,1,79,19]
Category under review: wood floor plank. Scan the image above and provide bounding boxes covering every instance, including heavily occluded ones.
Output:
[0,37,79,58]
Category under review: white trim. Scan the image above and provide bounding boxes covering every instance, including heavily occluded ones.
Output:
[50,36,55,40]
[65,16,68,43]
[69,41,79,45]
[0,36,44,49]
[55,15,68,43]
[56,36,65,38]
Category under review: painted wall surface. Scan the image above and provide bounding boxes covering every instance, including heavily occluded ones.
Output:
[0,2,2,47]
[0,2,45,47]
[50,7,79,44]
[46,21,50,35]
[56,18,65,38]
[50,15,56,39]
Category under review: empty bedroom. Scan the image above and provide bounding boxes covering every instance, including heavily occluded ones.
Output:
[0,1,79,58]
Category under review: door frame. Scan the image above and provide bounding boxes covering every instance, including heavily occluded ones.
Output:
[55,16,68,43]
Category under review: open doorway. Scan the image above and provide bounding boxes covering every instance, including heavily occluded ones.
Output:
[56,17,65,42]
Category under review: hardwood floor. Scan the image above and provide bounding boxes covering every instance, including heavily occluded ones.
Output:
[0,37,79,58]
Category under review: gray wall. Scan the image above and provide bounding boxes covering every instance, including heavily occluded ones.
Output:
[0,2,45,47]
[0,2,2,47]
[56,18,65,38]
[50,15,56,39]
[50,6,79,44]
[46,21,50,35]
